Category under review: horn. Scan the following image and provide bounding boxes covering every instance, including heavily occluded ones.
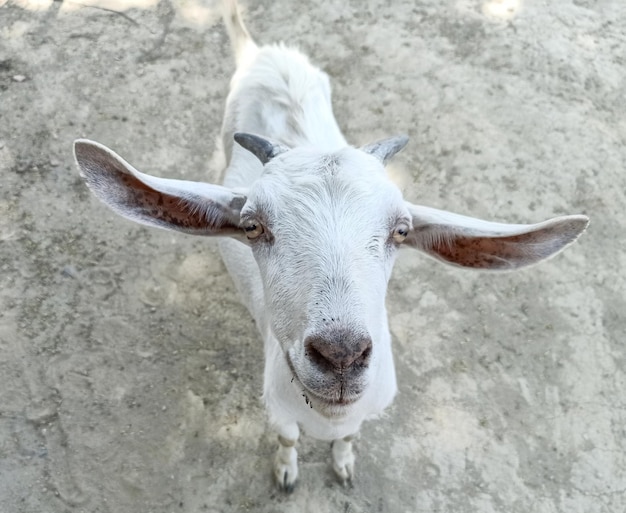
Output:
[361,134,409,164]
[234,133,287,165]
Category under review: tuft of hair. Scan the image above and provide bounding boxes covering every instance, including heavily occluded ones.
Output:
[222,0,258,67]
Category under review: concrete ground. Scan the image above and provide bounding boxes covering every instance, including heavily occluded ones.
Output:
[0,0,624,512]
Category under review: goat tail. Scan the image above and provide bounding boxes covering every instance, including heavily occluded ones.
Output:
[222,0,258,67]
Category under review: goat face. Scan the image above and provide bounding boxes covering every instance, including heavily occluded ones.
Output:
[240,146,408,416]
[73,134,587,420]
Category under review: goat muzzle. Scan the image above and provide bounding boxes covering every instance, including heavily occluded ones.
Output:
[304,328,372,373]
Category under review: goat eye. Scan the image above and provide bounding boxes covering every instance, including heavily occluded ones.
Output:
[392,224,409,244]
[243,219,264,239]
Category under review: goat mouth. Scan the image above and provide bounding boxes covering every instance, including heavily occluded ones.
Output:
[307,389,359,407]
[285,352,361,413]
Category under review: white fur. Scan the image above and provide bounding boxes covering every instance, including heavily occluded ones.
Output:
[73,0,588,492]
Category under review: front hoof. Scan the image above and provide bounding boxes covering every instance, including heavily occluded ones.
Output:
[275,466,297,493]
[274,444,298,493]
[332,459,354,487]
[331,437,355,486]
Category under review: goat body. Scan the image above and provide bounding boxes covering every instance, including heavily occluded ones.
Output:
[73,0,588,492]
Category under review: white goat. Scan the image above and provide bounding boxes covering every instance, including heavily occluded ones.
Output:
[73,0,588,492]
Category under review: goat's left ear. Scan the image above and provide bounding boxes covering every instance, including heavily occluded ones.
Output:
[362,134,409,164]
[404,203,589,270]
[74,139,248,239]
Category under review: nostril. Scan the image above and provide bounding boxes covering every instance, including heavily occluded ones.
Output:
[304,333,373,371]
[305,342,331,370]
[305,337,337,371]
[355,341,372,366]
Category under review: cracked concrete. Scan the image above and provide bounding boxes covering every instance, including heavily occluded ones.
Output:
[0,0,624,512]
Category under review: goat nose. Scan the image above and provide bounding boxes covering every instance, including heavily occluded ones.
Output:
[304,331,372,371]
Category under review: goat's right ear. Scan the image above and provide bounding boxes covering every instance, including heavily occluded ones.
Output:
[73,139,248,239]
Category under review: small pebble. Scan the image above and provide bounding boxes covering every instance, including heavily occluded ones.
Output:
[61,265,79,279]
